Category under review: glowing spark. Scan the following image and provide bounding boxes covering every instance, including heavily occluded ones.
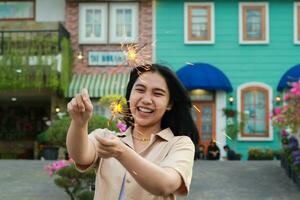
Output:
[127,47,137,61]
[223,133,232,140]
[186,62,194,66]
[193,105,201,113]
[108,100,124,127]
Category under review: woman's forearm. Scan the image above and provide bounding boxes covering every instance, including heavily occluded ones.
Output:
[117,146,181,196]
[66,120,95,165]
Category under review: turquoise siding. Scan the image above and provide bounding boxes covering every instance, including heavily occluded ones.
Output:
[156,0,299,158]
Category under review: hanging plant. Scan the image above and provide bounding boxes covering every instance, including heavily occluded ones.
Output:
[0,31,71,95]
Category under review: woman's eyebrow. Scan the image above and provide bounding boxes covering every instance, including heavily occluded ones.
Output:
[135,83,167,94]
[134,83,146,88]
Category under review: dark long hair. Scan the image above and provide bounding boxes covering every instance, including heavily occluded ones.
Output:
[124,64,199,146]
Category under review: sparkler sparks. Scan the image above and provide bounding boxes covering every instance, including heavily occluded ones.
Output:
[223,133,232,140]
[107,99,124,127]
[193,105,201,113]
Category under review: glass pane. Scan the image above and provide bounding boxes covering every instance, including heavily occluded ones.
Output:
[201,106,212,141]
[0,2,33,19]
[94,9,101,24]
[243,90,267,135]
[246,9,262,39]
[94,24,101,37]
[85,24,93,37]
[115,9,132,38]
[192,8,207,16]
[86,9,93,24]
[191,8,208,38]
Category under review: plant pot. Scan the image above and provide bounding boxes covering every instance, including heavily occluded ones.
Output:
[295,173,300,189]
[286,164,292,178]
[42,147,59,160]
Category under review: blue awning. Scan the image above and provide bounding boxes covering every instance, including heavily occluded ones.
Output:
[277,64,300,91]
[176,63,233,92]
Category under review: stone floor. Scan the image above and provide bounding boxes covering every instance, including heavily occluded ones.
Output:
[0,160,299,200]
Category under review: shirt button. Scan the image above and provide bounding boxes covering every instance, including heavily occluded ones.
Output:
[126,179,131,183]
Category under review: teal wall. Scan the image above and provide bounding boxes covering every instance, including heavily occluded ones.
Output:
[156,0,299,158]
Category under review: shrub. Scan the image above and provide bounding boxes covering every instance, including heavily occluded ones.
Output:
[45,160,95,200]
[248,148,275,160]
[37,115,118,147]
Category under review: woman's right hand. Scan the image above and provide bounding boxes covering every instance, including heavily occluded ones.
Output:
[67,88,93,126]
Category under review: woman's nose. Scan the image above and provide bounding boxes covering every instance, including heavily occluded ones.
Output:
[141,93,152,104]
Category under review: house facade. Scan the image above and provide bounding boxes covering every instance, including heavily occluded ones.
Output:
[0,0,70,159]
[65,0,153,116]
[154,0,300,158]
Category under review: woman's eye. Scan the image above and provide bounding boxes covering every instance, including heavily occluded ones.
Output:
[135,88,144,92]
[154,93,163,96]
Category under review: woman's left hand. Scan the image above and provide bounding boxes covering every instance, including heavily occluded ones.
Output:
[94,133,127,159]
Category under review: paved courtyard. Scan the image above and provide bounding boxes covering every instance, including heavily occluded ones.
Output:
[0,160,299,200]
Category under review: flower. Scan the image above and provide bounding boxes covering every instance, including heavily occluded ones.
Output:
[288,136,299,149]
[116,121,127,133]
[44,159,73,177]
[272,80,300,133]
[222,108,237,118]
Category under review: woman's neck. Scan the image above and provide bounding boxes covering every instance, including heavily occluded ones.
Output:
[133,124,161,138]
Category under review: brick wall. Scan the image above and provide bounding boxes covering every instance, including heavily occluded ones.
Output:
[64,0,153,74]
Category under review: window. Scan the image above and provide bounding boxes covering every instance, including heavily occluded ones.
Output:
[79,3,107,44]
[79,3,138,44]
[0,1,34,20]
[237,83,273,141]
[294,2,300,44]
[110,3,138,43]
[184,2,214,44]
[239,2,269,44]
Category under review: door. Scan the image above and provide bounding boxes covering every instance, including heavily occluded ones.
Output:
[192,102,216,154]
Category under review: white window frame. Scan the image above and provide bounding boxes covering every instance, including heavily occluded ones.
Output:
[79,3,108,44]
[109,2,139,44]
[294,2,300,44]
[239,2,269,44]
[237,82,273,141]
[184,2,215,44]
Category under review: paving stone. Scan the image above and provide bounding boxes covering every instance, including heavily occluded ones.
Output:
[0,160,299,200]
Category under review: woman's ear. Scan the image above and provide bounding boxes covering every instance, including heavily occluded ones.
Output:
[166,104,172,110]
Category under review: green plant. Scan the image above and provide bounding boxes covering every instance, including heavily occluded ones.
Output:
[0,32,71,95]
[45,160,95,200]
[37,115,118,147]
[55,164,95,200]
[272,80,300,133]
[248,148,275,160]
[223,109,247,141]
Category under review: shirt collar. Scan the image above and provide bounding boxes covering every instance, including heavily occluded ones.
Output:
[120,127,174,149]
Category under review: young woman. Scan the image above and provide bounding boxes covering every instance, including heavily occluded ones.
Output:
[66,64,199,200]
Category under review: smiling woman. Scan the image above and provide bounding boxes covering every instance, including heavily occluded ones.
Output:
[66,64,199,200]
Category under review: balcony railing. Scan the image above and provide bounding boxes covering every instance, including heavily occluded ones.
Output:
[0,22,70,55]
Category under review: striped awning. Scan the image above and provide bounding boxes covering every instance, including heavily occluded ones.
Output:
[67,73,130,98]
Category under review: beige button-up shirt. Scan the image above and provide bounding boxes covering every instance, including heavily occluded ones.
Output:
[76,127,195,200]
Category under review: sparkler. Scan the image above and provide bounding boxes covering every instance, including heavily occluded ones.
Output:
[107,99,124,127]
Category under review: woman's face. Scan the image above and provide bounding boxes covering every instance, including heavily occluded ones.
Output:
[129,71,171,129]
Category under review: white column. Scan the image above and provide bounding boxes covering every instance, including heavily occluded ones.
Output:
[216,91,227,159]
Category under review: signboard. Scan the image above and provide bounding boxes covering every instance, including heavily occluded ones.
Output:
[88,51,127,66]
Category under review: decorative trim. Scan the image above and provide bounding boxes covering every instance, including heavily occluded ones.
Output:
[109,2,138,44]
[184,2,215,44]
[294,2,300,44]
[79,3,108,44]
[237,82,273,141]
[239,2,269,44]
